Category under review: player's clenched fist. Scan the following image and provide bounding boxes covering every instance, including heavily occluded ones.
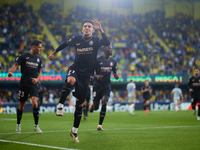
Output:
[8,72,13,77]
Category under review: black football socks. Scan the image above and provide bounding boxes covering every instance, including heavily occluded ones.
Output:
[17,108,23,124]
[59,83,73,104]
[33,107,39,125]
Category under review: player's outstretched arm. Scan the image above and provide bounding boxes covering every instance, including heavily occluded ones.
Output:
[8,63,18,77]
[48,42,69,60]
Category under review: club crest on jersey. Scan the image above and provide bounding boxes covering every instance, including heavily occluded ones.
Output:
[37,58,40,63]
[89,40,94,46]
[110,62,113,66]
[26,57,29,59]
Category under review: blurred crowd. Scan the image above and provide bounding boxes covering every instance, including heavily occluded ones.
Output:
[1,2,200,75]
[0,2,53,73]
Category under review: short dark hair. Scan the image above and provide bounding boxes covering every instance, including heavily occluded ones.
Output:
[82,20,94,26]
[31,39,42,47]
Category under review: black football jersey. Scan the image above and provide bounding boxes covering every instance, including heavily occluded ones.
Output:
[141,85,152,98]
[15,53,42,87]
[94,56,117,86]
[67,35,107,76]
[188,76,200,96]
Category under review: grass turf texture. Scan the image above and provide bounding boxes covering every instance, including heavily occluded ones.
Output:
[0,110,199,150]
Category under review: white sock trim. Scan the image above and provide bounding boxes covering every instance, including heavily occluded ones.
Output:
[58,103,64,108]
[72,127,78,133]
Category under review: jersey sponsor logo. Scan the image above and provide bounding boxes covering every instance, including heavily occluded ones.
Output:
[26,61,39,68]
[192,83,200,86]
[101,67,112,72]
[89,40,94,46]
[77,47,93,54]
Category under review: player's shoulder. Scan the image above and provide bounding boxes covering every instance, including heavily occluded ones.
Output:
[97,55,104,60]
[92,36,101,40]
[189,76,194,80]
[36,54,43,60]
[18,52,29,58]
[110,57,117,62]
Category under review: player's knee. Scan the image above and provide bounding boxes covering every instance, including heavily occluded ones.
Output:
[75,105,83,112]
[102,95,109,108]
[18,102,25,111]
[93,105,99,110]
[67,77,76,85]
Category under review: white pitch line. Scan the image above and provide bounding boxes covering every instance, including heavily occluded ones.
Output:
[0,118,16,121]
[0,139,79,150]
[0,125,199,135]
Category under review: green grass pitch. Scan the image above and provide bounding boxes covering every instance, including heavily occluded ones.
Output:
[0,110,199,150]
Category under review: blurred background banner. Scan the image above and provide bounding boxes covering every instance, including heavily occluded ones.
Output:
[1,101,191,114]
[0,73,188,84]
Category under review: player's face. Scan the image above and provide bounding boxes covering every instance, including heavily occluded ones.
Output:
[82,22,94,37]
[194,69,199,77]
[104,46,112,56]
[145,81,149,86]
[33,44,42,55]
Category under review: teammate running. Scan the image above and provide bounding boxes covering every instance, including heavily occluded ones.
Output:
[188,68,200,120]
[141,80,152,114]
[89,46,119,131]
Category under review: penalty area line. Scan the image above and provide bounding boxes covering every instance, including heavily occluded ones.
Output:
[0,139,79,150]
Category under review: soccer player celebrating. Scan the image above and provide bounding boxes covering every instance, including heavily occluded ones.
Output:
[48,18,110,142]
[171,84,183,112]
[141,80,152,114]
[188,68,200,120]
[8,39,43,134]
[89,45,119,131]
[126,80,136,115]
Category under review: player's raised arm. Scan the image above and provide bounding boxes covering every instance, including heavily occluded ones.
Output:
[92,18,110,46]
[8,63,18,77]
